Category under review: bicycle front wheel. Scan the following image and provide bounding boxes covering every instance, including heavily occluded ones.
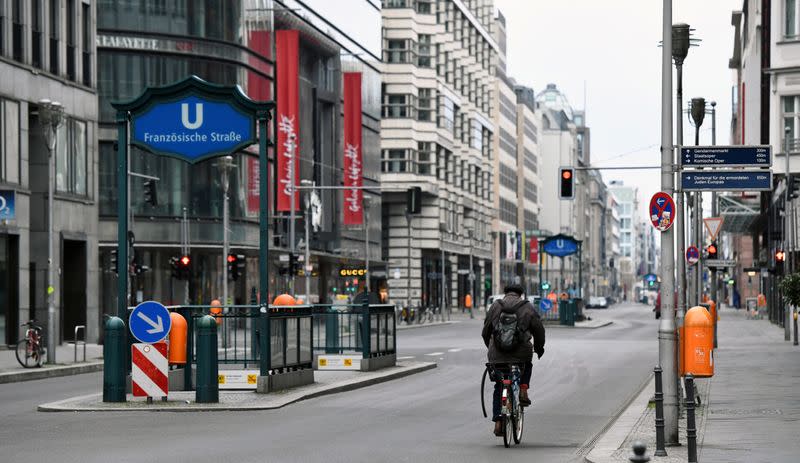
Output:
[513,407,524,444]
[15,340,42,368]
[503,415,512,448]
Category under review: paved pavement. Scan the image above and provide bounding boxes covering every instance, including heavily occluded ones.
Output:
[0,342,103,383]
[0,301,655,463]
[586,306,800,463]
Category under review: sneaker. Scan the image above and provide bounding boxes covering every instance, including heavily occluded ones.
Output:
[493,420,503,436]
[519,388,531,407]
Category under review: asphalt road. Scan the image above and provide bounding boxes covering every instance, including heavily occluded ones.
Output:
[0,301,657,463]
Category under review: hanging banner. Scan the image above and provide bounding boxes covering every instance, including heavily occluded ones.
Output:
[505,231,515,259]
[276,30,300,211]
[529,237,539,264]
[343,72,363,225]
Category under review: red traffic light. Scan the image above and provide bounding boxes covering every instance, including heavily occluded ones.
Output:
[707,244,717,255]
[776,250,786,262]
[180,255,191,266]
[227,254,237,263]
[562,170,572,179]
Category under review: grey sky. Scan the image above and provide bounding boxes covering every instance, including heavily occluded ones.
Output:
[495,0,741,219]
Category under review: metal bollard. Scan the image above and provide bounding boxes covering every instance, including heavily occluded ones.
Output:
[653,366,667,456]
[629,441,651,462]
[195,315,219,403]
[793,309,798,346]
[685,374,698,463]
[103,317,127,403]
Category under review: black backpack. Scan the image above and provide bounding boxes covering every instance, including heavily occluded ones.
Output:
[492,299,527,351]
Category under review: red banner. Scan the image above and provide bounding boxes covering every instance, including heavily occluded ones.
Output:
[529,237,539,264]
[343,72,363,225]
[276,30,300,211]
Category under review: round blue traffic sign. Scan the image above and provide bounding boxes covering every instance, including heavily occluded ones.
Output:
[540,298,553,313]
[129,301,172,343]
[686,246,700,266]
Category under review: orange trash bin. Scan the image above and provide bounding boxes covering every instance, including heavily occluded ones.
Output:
[210,298,223,325]
[273,294,296,306]
[168,311,188,365]
[684,306,714,377]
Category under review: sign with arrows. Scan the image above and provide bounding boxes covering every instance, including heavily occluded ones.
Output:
[704,217,724,240]
[681,171,772,191]
[681,145,772,168]
[130,301,172,343]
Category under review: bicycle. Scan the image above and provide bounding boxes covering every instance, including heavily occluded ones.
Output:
[482,362,524,447]
[16,321,45,368]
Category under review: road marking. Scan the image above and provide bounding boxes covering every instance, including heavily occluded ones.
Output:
[425,352,444,356]
[396,356,415,360]
[447,348,463,353]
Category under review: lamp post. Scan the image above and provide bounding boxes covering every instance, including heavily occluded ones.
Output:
[218,156,234,308]
[690,97,706,307]
[38,99,65,365]
[710,101,718,307]
[364,196,371,293]
[301,179,314,301]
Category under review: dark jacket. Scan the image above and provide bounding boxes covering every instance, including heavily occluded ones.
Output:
[482,293,545,364]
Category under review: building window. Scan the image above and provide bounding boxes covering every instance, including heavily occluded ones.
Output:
[0,100,21,184]
[82,2,91,86]
[438,95,454,132]
[11,0,23,62]
[382,93,414,118]
[416,0,433,14]
[382,149,408,173]
[32,0,44,68]
[50,0,59,74]
[523,147,537,173]
[418,88,434,122]
[500,198,518,226]
[500,162,518,194]
[382,0,411,7]
[524,182,537,203]
[417,142,434,175]
[384,38,414,64]
[783,95,800,144]
[56,118,88,196]
[436,145,450,182]
[499,128,517,157]
[417,34,432,67]
[471,120,483,151]
[788,0,798,39]
[66,0,76,80]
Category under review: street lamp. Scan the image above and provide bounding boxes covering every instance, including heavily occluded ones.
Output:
[217,156,234,308]
[38,99,65,365]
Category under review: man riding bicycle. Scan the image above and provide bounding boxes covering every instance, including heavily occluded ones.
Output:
[482,283,545,436]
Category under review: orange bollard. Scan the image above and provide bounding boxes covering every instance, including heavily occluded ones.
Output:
[684,306,714,377]
[273,293,296,306]
[210,298,223,325]
[465,294,472,309]
[168,311,188,365]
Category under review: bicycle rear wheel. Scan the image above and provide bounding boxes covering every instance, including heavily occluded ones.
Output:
[503,415,512,448]
[15,340,42,368]
[513,407,524,444]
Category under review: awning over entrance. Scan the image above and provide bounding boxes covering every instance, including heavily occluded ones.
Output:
[719,194,760,233]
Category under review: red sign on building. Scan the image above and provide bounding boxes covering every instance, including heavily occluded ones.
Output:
[343,72,363,225]
[276,30,300,212]
[529,237,539,263]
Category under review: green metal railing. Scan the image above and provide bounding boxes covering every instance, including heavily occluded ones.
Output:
[311,302,396,359]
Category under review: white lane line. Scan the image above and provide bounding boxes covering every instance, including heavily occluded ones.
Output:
[447,348,463,353]
[397,356,416,360]
[425,352,444,356]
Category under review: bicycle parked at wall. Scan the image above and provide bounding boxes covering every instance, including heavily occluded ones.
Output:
[482,362,525,448]
[16,321,45,368]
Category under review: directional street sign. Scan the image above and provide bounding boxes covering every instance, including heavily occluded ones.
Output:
[681,171,772,191]
[704,217,724,240]
[681,145,771,168]
[649,192,676,232]
[130,301,172,343]
[705,259,736,268]
[686,246,700,266]
[539,298,553,313]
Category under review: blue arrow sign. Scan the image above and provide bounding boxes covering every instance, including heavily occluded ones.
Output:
[0,190,15,220]
[681,145,772,168]
[131,95,256,163]
[681,171,772,191]
[539,298,553,313]
[130,301,172,343]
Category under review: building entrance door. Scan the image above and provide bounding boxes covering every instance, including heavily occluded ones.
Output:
[0,234,20,345]
[61,240,86,341]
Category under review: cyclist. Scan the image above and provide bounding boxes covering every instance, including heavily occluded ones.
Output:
[482,283,545,436]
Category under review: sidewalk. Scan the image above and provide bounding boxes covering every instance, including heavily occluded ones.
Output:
[586,307,800,462]
[0,343,104,384]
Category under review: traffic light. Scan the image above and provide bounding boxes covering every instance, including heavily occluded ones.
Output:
[227,254,245,281]
[706,241,718,260]
[289,253,299,276]
[143,179,158,206]
[541,281,551,291]
[648,280,655,287]
[559,167,574,199]
[407,186,422,214]
[170,256,181,279]
[776,249,786,262]
[790,175,800,199]
[171,254,191,280]
[110,250,118,274]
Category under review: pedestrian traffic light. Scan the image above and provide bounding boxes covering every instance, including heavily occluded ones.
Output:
[706,241,718,260]
[227,253,245,281]
[541,281,551,291]
[169,256,180,279]
[174,255,191,280]
[110,250,118,274]
[407,186,422,214]
[559,167,574,199]
[288,253,299,275]
[143,179,158,206]
[776,249,786,262]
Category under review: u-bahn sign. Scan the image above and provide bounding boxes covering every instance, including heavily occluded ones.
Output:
[542,234,579,257]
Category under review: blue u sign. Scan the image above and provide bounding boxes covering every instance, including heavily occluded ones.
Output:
[131,95,256,163]
[542,235,579,257]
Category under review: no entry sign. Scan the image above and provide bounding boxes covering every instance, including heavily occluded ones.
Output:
[649,192,676,232]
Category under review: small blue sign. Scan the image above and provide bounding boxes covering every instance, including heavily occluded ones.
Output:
[681,145,771,168]
[0,190,15,220]
[131,95,256,163]
[542,235,579,257]
[644,273,658,283]
[539,298,553,313]
[681,171,772,191]
[129,301,172,343]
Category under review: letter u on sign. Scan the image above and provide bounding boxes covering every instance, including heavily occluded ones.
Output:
[181,103,203,129]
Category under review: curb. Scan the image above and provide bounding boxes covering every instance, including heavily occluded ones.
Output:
[397,320,460,331]
[583,373,654,463]
[547,321,614,329]
[0,361,104,384]
[38,361,437,412]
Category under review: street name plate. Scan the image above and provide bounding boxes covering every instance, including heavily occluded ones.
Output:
[704,259,736,267]
[681,145,771,168]
[681,171,772,191]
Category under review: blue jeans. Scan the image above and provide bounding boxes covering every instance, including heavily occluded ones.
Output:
[491,361,532,421]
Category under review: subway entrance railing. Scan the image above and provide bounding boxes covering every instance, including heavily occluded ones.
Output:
[311,302,396,359]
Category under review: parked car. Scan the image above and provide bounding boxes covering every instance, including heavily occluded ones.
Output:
[587,296,609,309]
